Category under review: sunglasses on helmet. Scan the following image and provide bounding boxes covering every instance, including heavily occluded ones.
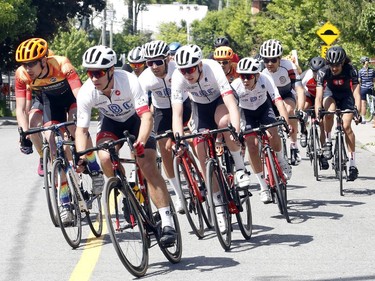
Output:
[179,66,197,75]
[263,57,278,64]
[22,60,40,68]
[146,59,165,67]
[86,69,109,79]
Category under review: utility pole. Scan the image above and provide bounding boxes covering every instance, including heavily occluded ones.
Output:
[101,7,107,46]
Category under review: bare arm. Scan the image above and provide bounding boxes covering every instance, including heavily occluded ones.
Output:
[16,97,29,130]
[137,111,153,145]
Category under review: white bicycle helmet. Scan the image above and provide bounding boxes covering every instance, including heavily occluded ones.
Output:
[259,39,283,58]
[237,57,261,74]
[127,46,146,63]
[174,44,203,68]
[143,40,169,59]
[82,45,117,68]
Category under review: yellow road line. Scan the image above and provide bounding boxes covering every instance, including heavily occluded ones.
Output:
[69,220,107,281]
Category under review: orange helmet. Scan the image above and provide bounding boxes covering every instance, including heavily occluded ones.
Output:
[15,38,48,62]
[214,46,234,60]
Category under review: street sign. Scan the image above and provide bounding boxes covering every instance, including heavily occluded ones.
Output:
[321,45,330,59]
[317,21,340,45]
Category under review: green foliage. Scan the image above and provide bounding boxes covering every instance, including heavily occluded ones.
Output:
[157,22,188,45]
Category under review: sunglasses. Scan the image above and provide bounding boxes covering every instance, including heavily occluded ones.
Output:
[240,73,256,80]
[86,69,108,79]
[218,60,230,65]
[179,66,197,75]
[328,63,342,67]
[146,59,165,67]
[263,57,278,64]
[22,60,40,68]
[130,63,145,69]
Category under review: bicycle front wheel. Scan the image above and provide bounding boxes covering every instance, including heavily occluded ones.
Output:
[266,149,290,223]
[336,135,345,196]
[51,159,82,248]
[312,125,320,181]
[234,186,252,240]
[82,174,103,237]
[43,145,59,226]
[104,177,148,278]
[174,157,205,239]
[206,159,232,251]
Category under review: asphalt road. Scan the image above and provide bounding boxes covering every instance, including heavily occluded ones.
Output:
[1,120,375,281]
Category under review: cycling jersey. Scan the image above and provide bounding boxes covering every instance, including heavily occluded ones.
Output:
[171,59,233,105]
[316,64,359,99]
[358,66,375,90]
[15,55,81,101]
[231,73,282,111]
[262,59,302,98]
[138,61,188,109]
[76,70,149,128]
[302,69,318,98]
[225,62,240,83]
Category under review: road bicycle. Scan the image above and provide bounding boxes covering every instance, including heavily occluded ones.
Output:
[19,121,103,248]
[79,131,182,277]
[177,125,252,251]
[304,108,324,181]
[365,91,375,122]
[319,108,357,196]
[241,118,291,223]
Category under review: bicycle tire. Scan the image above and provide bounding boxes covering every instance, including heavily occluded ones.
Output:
[266,148,290,223]
[365,95,374,122]
[160,200,183,264]
[43,145,59,227]
[174,157,205,238]
[312,125,320,181]
[51,159,82,248]
[104,177,148,277]
[234,186,252,240]
[337,135,344,196]
[206,159,232,251]
[83,174,103,237]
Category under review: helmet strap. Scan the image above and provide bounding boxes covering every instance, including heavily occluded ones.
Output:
[37,59,49,79]
[103,68,114,91]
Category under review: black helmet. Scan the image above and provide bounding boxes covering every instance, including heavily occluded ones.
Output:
[360,56,369,64]
[214,36,230,48]
[309,57,326,71]
[326,46,346,64]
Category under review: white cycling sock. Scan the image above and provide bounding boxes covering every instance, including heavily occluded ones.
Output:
[168,177,183,201]
[349,152,356,167]
[230,149,246,171]
[255,172,268,191]
[159,206,174,229]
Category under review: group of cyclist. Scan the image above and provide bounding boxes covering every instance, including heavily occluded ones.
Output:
[14,35,366,245]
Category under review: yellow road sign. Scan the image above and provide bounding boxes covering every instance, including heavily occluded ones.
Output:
[321,45,330,59]
[317,21,340,45]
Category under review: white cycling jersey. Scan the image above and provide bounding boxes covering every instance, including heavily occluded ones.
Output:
[262,59,302,96]
[171,59,233,105]
[77,69,149,128]
[138,61,188,109]
[231,73,282,111]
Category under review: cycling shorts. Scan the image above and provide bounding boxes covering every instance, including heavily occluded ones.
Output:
[360,87,374,101]
[154,99,191,134]
[190,96,224,133]
[240,100,277,131]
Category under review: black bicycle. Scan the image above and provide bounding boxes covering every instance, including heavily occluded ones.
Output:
[79,131,182,277]
[319,108,357,196]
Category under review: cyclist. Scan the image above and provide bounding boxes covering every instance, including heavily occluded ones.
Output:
[208,36,240,62]
[138,40,192,214]
[232,57,291,203]
[171,44,251,232]
[315,46,361,181]
[127,46,147,77]
[168,42,181,60]
[358,56,375,125]
[15,38,104,223]
[213,46,240,83]
[260,39,306,166]
[301,57,329,169]
[76,45,177,245]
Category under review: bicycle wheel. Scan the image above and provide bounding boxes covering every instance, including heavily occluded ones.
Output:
[365,95,374,122]
[82,173,103,237]
[160,200,183,264]
[337,135,345,196]
[312,125,320,181]
[206,159,232,251]
[51,159,82,248]
[266,149,290,223]
[104,177,148,277]
[43,145,59,226]
[174,157,205,238]
[234,186,252,240]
